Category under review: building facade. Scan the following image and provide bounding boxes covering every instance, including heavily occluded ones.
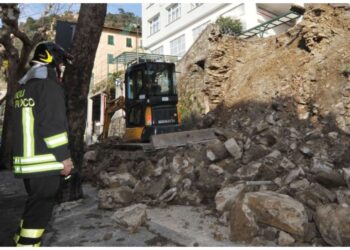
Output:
[92,26,142,87]
[142,3,299,57]
[86,26,142,144]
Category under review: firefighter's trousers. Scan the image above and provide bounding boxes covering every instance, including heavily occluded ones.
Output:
[14,175,60,247]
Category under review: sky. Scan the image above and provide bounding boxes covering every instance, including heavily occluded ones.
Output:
[18,3,142,23]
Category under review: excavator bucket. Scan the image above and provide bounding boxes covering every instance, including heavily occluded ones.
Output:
[151,128,218,149]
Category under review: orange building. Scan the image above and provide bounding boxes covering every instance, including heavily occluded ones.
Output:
[92,25,142,88]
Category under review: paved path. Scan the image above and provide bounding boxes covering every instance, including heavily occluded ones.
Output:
[0,170,236,247]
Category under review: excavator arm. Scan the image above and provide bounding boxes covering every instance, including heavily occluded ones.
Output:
[101,96,125,139]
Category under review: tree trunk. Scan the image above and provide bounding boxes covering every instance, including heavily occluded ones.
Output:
[0,56,20,169]
[58,4,107,202]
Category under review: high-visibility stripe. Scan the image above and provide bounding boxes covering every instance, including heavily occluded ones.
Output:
[14,162,63,174]
[22,108,35,157]
[16,242,41,247]
[14,154,56,165]
[44,132,68,148]
[20,228,44,239]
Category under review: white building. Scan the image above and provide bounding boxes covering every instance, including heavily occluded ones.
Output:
[142,3,300,57]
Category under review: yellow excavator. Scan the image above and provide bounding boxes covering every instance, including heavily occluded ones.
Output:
[101,61,216,149]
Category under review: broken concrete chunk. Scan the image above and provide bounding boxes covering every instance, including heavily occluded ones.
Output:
[280,157,296,170]
[299,146,314,157]
[242,144,271,164]
[284,167,305,185]
[311,158,346,187]
[295,183,336,209]
[215,184,246,213]
[206,140,228,162]
[84,150,97,162]
[209,164,224,175]
[315,204,350,246]
[336,189,350,206]
[224,138,242,160]
[343,168,350,188]
[278,231,295,246]
[289,178,310,191]
[98,186,134,209]
[112,204,148,232]
[230,191,308,243]
[233,162,262,181]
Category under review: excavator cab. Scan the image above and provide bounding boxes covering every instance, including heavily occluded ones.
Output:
[124,62,181,142]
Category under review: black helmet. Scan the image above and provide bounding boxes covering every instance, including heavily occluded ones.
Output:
[31,42,73,66]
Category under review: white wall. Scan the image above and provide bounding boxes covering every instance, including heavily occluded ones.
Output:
[142,3,297,57]
[143,3,246,55]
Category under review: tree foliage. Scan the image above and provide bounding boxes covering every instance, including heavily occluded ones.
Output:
[216,16,243,36]
[104,8,141,31]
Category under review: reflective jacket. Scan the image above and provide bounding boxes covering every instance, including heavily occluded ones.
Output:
[12,64,70,178]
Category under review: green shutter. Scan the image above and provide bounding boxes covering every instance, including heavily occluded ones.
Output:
[108,35,114,45]
[126,38,132,47]
[107,54,114,64]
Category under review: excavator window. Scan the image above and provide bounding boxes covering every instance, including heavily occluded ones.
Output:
[146,63,176,96]
[127,69,144,100]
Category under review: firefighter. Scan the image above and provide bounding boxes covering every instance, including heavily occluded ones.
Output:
[12,42,73,247]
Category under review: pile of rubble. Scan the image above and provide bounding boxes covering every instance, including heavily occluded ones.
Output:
[82,104,350,245]
[82,4,350,247]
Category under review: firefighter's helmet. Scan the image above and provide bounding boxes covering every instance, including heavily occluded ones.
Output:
[31,42,73,66]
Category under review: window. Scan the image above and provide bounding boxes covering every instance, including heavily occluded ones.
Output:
[149,15,160,35]
[107,54,114,64]
[170,35,186,57]
[167,4,181,24]
[190,3,203,10]
[192,21,210,41]
[151,46,164,55]
[126,38,132,48]
[108,35,114,45]
[145,63,176,96]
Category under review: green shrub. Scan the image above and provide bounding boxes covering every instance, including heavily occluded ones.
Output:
[216,16,243,36]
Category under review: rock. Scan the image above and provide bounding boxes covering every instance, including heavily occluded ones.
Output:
[144,175,168,198]
[284,167,305,185]
[159,187,177,202]
[278,231,295,246]
[242,144,270,164]
[289,178,310,191]
[328,132,338,139]
[112,204,148,232]
[233,162,262,181]
[206,140,228,162]
[153,157,167,176]
[84,150,97,161]
[98,186,134,209]
[255,120,270,133]
[177,189,203,205]
[230,192,260,243]
[295,183,336,209]
[111,172,138,188]
[343,168,350,188]
[299,146,314,157]
[336,189,350,206]
[280,157,296,170]
[224,138,242,160]
[230,191,308,243]
[311,158,346,187]
[197,167,224,193]
[315,204,350,246]
[261,226,278,241]
[215,184,246,213]
[209,164,224,175]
